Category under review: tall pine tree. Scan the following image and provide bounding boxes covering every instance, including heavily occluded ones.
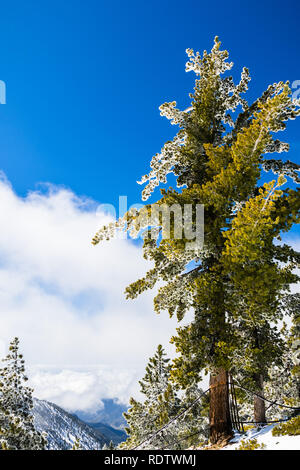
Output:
[93,38,300,443]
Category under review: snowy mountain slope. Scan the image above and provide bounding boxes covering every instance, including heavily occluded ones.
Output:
[33,398,107,450]
[224,423,300,450]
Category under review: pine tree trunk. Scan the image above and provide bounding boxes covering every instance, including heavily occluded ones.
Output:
[254,373,266,424]
[209,368,233,444]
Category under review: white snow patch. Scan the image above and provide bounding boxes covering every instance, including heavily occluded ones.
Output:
[224,423,299,450]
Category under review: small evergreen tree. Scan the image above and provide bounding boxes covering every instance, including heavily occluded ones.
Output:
[287,293,300,401]
[72,438,82,450]
[237,302,300,423]
[139,344,171,405]
[0,338,46,450]
[232,321,285,423]
[121,345,179,449]
[264,295,300,418]
[175,384,209,448]
[102,440,115,450]
[121,345,208,449]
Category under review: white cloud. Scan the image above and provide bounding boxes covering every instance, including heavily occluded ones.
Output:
[28,367,140,413]
[0,173,178,411]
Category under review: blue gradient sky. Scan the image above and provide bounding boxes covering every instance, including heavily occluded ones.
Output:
[0,0,299,215]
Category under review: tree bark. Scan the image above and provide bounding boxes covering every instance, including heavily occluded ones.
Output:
[209,368,233,444]
[254,373,266,424]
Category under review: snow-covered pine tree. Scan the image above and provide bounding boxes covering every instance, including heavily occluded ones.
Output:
[263,294,300,419]
[121,345,180,449]
[138,344,171,406]
[235,295,300,424]
[287,293,300,400]
[0,338,47,450]
[236,336,299,423]
[264,347,299,420]
[233,322,286,424]
[175,384,209,448]
[121,345,208,450]
[121,397,149,448]
[240,324,283,423]
[92,37,300,444]
[102,440,115,450]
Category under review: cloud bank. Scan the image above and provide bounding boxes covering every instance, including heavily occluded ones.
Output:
[0,173,178,411]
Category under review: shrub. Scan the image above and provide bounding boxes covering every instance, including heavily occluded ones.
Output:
[272,416,300,436]
[236,438,266,450]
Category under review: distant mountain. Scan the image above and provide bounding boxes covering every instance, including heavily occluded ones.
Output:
[74,398,128,429]
[33,398,107,450]
[88,422,126,445]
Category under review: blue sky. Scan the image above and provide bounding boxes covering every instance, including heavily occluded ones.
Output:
[0,0,299,210]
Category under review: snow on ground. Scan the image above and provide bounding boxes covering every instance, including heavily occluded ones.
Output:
[224,423,299,450]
